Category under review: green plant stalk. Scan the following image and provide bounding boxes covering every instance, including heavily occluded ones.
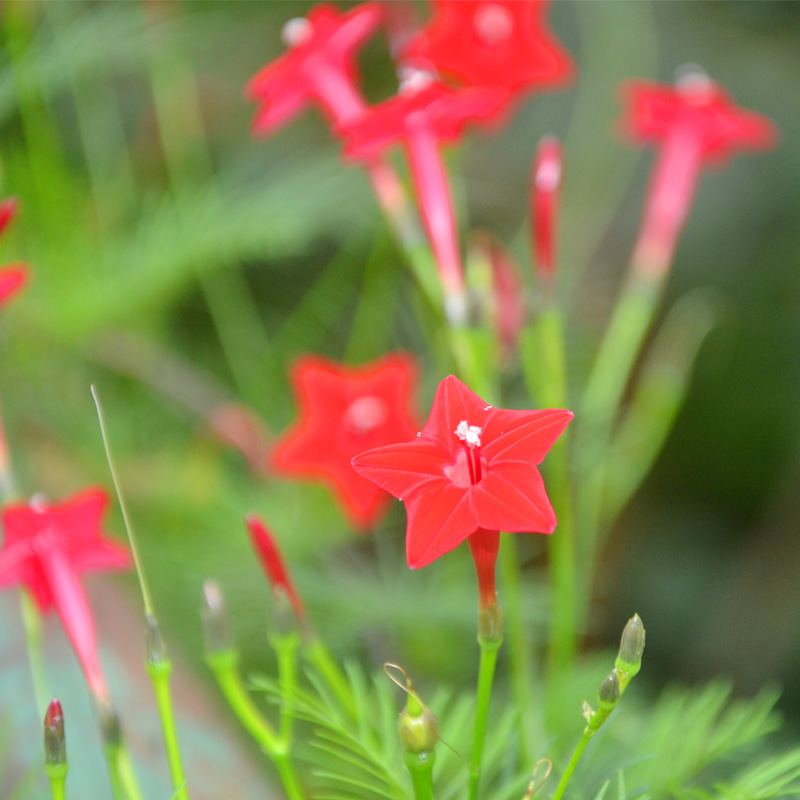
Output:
[206,650,305,800]
[498,536,536,764]
[103,742,142,800]
[303,637,358,722]
[146,659,189,800]
[468,636,502,800]
[20,590,48,717]
[404,751,436,800]
[576,272,662,597]
[45,763,68,800]
[272,631,301,747]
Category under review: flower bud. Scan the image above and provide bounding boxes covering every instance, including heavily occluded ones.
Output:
[616,613,645,679]
[597,669,621,709]
[398,706,439,754]
[44,698,66,767]
[202,580,233,657]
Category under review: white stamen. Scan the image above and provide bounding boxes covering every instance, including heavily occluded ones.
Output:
[455,420,482,448]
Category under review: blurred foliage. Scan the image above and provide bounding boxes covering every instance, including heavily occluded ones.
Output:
[0,0,800,795]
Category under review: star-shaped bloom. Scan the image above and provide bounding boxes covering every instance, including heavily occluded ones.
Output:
[344,79,506,317]
[0,488,130,700]
[246,3,383,136]
[272,353,419,530]
[352,375,573,569]
[403,1,573,102]
[620,70,778,273]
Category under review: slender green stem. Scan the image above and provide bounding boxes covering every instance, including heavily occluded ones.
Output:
[550,732,591,800]
[468,636,502,800]
[272,632,301,747]
[207,651,305,800]
[45,764,67,800]
[20,590,48,717]
[498,536,535,764]
[404,751,436,800]
[102,744,126,800]
[303,637,357,722]
[147,660,189,800]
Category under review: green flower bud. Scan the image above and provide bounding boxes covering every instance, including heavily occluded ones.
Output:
[616,613,645,680]
[598,669,621,709]
[398,706,439,753]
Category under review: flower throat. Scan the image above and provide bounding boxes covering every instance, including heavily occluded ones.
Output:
[455,420,483,484]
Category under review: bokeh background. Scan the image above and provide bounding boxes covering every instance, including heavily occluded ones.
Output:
[1,0,799,796]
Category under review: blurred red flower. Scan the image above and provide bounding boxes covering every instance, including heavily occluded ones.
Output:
[403,0,573,101]
[272,353,419,530]
[621,72,778,273]
[0,197,29,308]
[352,374,572,569]
[0,488,130,700]
[246,2,382,136]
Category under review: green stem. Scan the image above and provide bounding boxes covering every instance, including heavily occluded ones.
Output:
[468,636,502,800]
[146,660,189,800]
[550,732,591,800]
[303,637,357,722]
[115,747,143,800]
[272,632,301,747]
[404,751,436,800]
[45,764,68,800]
[19,590,48,717]
[576,272,662,607]
[207,651,305,800]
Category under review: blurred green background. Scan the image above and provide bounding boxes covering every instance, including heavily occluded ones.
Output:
[0,0,799,795]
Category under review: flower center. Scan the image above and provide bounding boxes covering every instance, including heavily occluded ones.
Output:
[282,17,312,48]
[453,420,483,484]
[343,395,389,437]
[474,4,514,46]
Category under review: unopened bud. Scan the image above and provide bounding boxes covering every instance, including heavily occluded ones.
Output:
[398,706,439,753]
[616,614,645,678]
[202,580,233,656]
[44,698,66,767]
[145,612,169,670]
[598,669,621,708]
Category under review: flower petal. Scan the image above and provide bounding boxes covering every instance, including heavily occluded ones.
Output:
[472,463,556,533]
[482,408,573,464]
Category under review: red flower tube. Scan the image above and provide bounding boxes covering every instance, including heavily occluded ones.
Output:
[344,80,506,321]
[621,70,778,276]
[352,375,572,605]
[272,353,419,530]
[0,489,131,701]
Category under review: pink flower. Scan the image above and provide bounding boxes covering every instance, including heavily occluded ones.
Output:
[272,353,419,530]
[246,3,382,136]
[344,80,506,318]
[620,71,778,274]
[351,375,572,570]
[246,515,306,625]
[0,489,130,700]
[403,1,573,103]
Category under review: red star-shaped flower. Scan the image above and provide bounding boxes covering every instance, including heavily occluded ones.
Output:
[403,1,573,101]
[344,80,506,315]
[0,488,130,699]
[272,353,419,530]
[246,2,383,136]
[352,375,572,569]
[620,71,778,273]
[0,197,30,308]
